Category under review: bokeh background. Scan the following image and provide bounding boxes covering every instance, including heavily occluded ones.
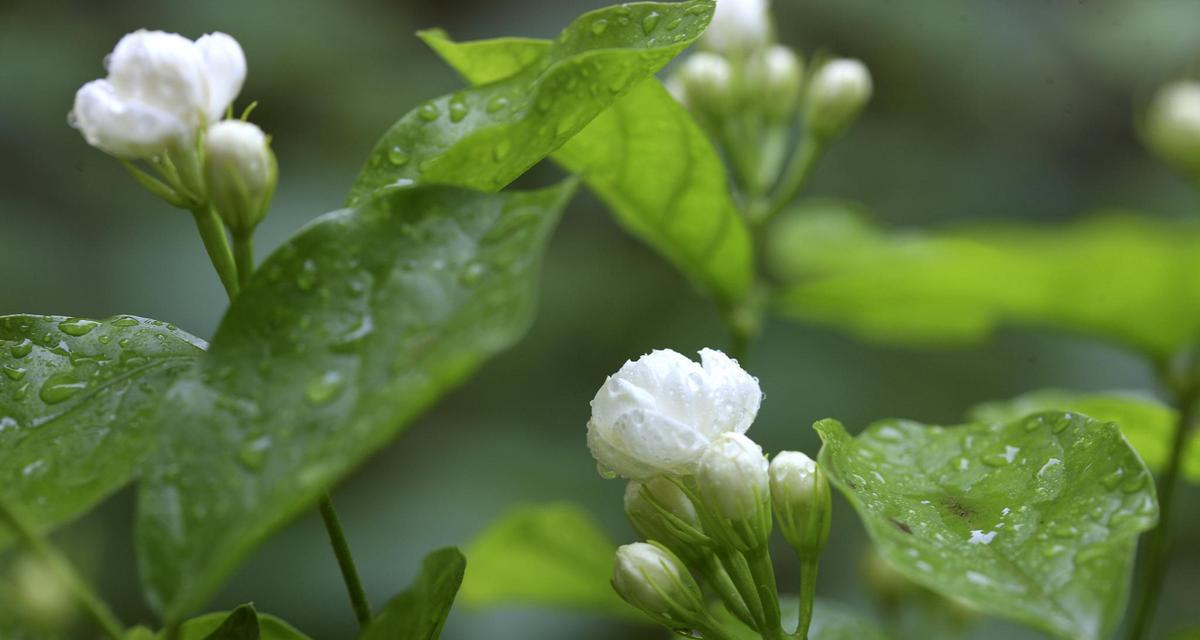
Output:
[2,0,1200,638]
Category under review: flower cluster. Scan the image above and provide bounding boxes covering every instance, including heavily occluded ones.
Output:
[588,348,831,639]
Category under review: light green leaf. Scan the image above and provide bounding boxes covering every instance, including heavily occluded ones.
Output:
[0,315,204,546]
[421,24,754,305]
[136,182,575,619]
[969,389,1200,483]
[773,210,1200,358]
[170,605,310,640]
[349,0,715,202]
[358,548,465,640]
[718,598,888,640]
[459,503,638,620]
[816,413,1158,640]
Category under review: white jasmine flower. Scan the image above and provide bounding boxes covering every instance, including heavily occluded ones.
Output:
[697,432,769,522]
[1144,80,1200,177]
[806,58,873,140]
[587,349,762,480]
[612,542,706,621]
[675,52,734,114]
[769,451,832,554]
[703,0,771,55]
[70,29,246,159]
[205,120,276,235]
[755,45,803,121]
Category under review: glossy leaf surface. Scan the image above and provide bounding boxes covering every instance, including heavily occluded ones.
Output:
[358,548,465,640]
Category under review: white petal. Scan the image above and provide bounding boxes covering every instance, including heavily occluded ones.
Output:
[107,30,208,127]
[698,348,762,435]
[196,32,246,123]
[71,79,184,159]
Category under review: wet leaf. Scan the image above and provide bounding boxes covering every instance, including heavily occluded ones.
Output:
[0,315,203,546]
[349,0,715,202]
[136,182,575,619]
[718,597,888,640]
[358,548,465,640]
[816,413,1159,640]
[171,605,310,640]
[421,23,753,306]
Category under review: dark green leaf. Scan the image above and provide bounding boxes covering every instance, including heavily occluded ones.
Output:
[0,315,203,546]
[816,413,1158,640]
[358,548,466,640]
[349,0,715,202]
[968,389,1200,483]
[458,503,638,620]
[171,606,309,640]
[421,26,754,305]
[136,182,575,619]
[773,210,1200,358]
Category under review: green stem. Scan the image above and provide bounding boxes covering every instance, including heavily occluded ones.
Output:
[745,547,784,640]
[0,500,125,640]
[233,233,255,290]
[1124,379,1198,640]
[318,495,372,628]
[751,136,823,227]
[793,556,819,640]
[191,206,240,299]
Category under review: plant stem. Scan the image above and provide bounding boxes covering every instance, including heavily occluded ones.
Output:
[1125,379,1198,640]
[318,494,372,628]
[0,500,125,640]
[793,556,819,640]
[191,206,240,299]
[751,137,823,227]
[233,233,255,289]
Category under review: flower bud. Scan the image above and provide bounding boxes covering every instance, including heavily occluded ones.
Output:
[1144,80,1200,179]
[805,58,872,141]
[769,451,831,556]
[674,53,735,116]
[752,45,804,123]
[625,478,707,560]
[696,432,771,550]
[13,555,75,630]
[612,542,707,626]
[702,0,771,56]
[588,348,762,480]
[204,120,276,236]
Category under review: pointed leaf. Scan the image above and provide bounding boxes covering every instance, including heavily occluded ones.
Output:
[816,413,1158,640]
[0,315,203,546]
[171,606,309,640]
[358,548,466,640]
[201,605,258,640]
[349,0,715,202]
[136,182,575,619]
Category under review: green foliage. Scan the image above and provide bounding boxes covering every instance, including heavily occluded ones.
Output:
[459,503,638,620]
[358,548,465,640]
[135,183,575,619]
[718,598,888,640]
[349,0,716,201]
[816,413,1159,640]
[171,605,310,639]
[969,389,1200,483]
[421,22,755,306]
[0,315,204,546]
[771,207,1200,358]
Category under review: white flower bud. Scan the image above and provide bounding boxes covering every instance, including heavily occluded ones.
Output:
[70,30,246,159]
[588,349,762,480]
[702,0,771,55]
[806,58,872,141]
[754,45,803,122]
[696,432,771,550]
[769,451,831,556]
[1144,80,1200,178]
[204,120,276,236]
[14,555,75,630]
[624,478,707,559]
[612,542,707,625]
[675,53,735,116]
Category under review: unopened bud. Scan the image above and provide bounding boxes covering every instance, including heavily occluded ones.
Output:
[696,432,771,550]
[1144,80,1200,179]
[612,542,707,626]
[625,478,707,560]
[769,451,831,556]
[702,0,771,56]
[14,555,75,630]
[806,58,872,141]
[674,53,735,116]
[204,119,276,236]
[754,45,803,122]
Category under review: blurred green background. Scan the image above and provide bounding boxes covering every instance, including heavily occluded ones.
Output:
[2,0,1199,638]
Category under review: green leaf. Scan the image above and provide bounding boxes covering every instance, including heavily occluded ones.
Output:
[773,210,1200,358]
[459,503,638,620]
[0,315,203,546]
[349,0,715,202]
[421,24,754,306]
[136,182,575,619]
[358,548,465,640]
[718,598,888,640]
[170,606,310,640]
[816,413,1159,640]
[968,389,1200,483]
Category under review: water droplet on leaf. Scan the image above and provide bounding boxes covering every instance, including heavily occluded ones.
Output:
[39,372,86,404]
[58,318,99,337]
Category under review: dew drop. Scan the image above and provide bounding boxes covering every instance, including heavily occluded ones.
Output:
[1120,473,1147,494]
[642,11,660,33]
[39,373,86,405]
[305,371,345,406]
[239,435,271,471]
[9,339,33,359]
[111,316,139,328]
[387,146,409,166]
[118,338,131,349]
[22,459,47,477]
[58,317,99,337]
[0,416,17,432]
[1053,525,1078,538]
[665,17,683,30]
[98,335,111,345]
[460,263,487,286]
[591,18,609,35]
[1100,468,1125,490]
[493,140,513,161]
[418,102,440,122]
[3,365,26,382]
[13,383,30,401]
[296,259,318,292]
[486,96,510,113]
[1052,415,1073,433]
[449,99,469,123]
